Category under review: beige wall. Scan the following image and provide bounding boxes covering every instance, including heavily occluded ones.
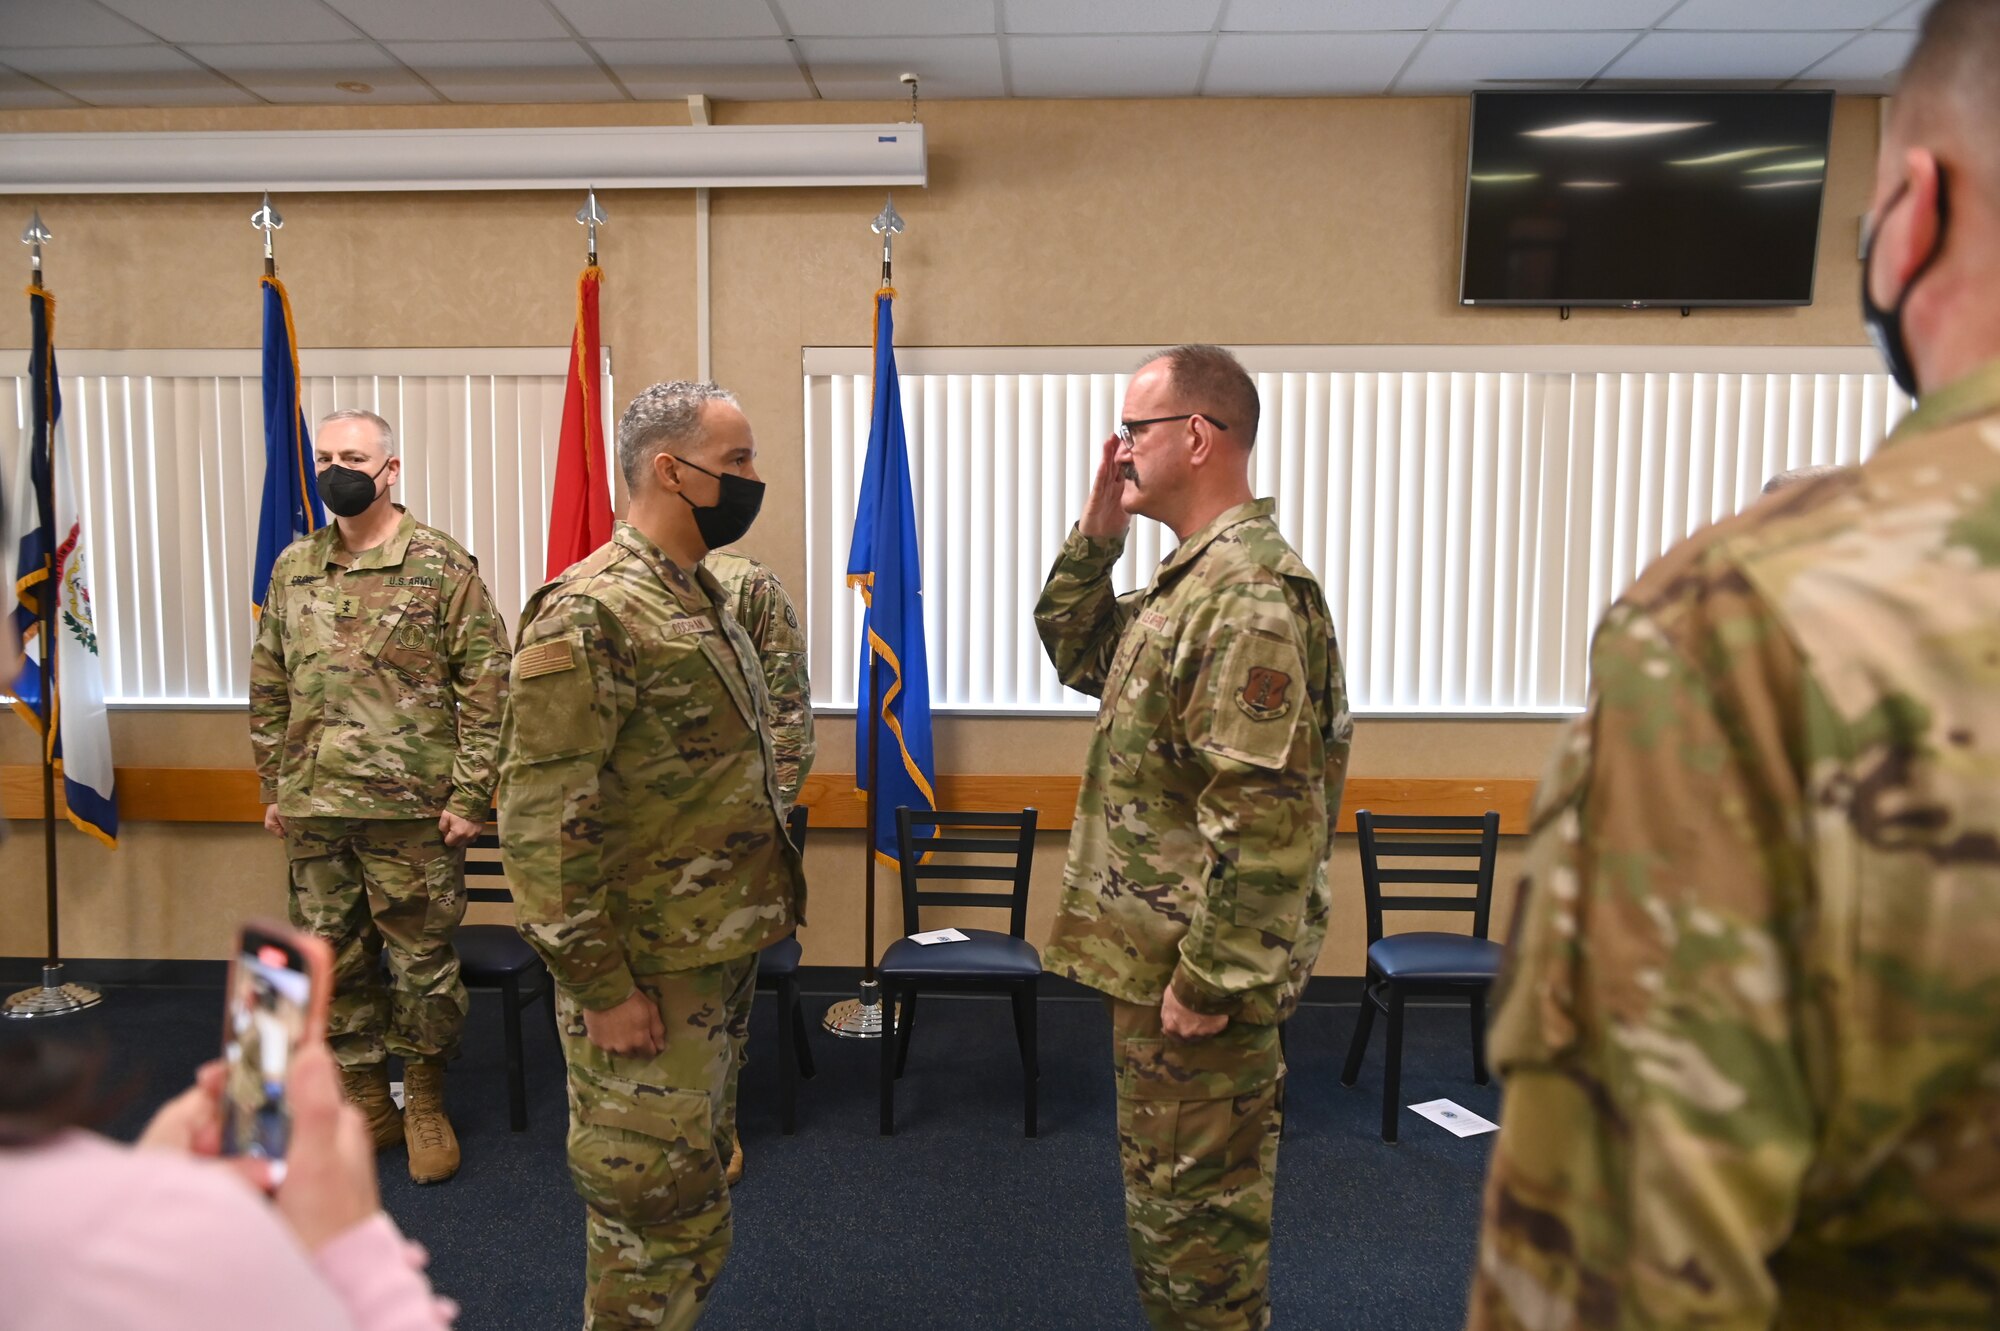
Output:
[0,94,1878,970]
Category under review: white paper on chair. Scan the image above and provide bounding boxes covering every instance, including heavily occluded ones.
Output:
[908,928,970,945]
[1409,1098,1498,1137]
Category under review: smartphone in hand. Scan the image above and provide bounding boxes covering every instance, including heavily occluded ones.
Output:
[219,921,331,1173]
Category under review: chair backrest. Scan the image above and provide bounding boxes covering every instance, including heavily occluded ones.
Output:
[893,807,1038,940]
[1354,810,1501,946]
[464,815,511,905]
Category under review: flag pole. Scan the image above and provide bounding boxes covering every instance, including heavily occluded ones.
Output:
[252,191,282,277]
[823,195,908,1040]
[6,210,101,1019]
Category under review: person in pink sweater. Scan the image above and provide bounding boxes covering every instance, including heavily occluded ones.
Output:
[0,1030,455,1331]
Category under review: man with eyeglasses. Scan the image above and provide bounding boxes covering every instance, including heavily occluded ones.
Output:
[1036,344,1351,1331]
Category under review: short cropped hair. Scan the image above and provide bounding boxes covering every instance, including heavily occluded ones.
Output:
[318,408,396,458]
[617,381,740,489]
[1144,344,1260,445]
[1893,0,2000,182]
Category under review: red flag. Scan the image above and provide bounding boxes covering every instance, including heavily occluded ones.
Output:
[546,265,612,578]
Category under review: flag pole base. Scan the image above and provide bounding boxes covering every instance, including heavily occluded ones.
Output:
[4,964,104,1020]
[822,979,897,1039]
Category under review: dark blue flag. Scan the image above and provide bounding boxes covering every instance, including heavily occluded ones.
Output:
[846,290,937,865]
[253,276,322,612]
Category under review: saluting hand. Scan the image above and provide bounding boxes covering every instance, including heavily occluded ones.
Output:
[1078,433,1133,541]
[585,987,666,1058]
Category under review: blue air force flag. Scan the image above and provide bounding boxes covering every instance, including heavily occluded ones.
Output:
[252,275,322,613]
[12,284,117,846]
[845,289,937,866]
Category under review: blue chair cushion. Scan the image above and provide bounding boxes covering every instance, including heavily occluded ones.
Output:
[1368,932,1502,983]
[457,924,540,979]
[880,929,1042,980]
[759,935,803,978]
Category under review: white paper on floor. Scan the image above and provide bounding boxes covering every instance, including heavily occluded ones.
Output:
[1409,1098,1498,1137]
[390,1080,405,1110]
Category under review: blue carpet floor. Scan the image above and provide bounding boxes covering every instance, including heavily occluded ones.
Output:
[65,981,1499,1330]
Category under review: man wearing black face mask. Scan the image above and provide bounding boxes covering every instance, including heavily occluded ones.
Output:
[1467,4,2000,1328]
[496,382,803,1330]
[250,408,511,1187]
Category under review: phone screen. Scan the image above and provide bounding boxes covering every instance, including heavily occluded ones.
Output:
[221,930,312,1164]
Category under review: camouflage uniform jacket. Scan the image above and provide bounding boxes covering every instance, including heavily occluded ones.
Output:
[1036,499,1352,1026]
[1469,360,2000,1331]
[703,550,815,809]
[249,507,509,822]
[497,522,806,1012]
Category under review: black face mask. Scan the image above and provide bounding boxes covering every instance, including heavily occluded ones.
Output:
[670,455,764,550]
[1861,173,1950,400]
[319,458,390,518]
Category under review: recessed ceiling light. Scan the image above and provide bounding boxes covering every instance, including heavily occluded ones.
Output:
[335,81,372,95]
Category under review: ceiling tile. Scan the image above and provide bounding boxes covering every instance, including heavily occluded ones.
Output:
[182,42,441,104]
[1443,0,1675,28]
[92,0,358,44]
[1600,30,1850,80]
[321,0,568,42]
[1,0,157,47]
[1002,0,1221,34]
[1006,34,1210,97]
[1223,0,1451,31]
[775,0,996,38]
[795,36,1005,99]
[1204,31,1423,95]
[1396,29,1633,91]
[6,44,261,104]
[1879,1,1936,29]
[1796,28,1916,87]
[0,67,86,108]
[548,0,784,40]
[1660,0,1909,30]
[386,40,625,102]
[591,38,811,99]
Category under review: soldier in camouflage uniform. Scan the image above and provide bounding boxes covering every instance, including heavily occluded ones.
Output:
[1469,7,2000,1325]
[250,407,509,1185]
[498,382,805,1331]
[1036,345,1351,1331]
[702,549,814,1186]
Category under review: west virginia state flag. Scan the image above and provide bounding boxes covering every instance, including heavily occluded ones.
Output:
[12,284,117,846]
[546,264,612,578]
[252,275,322,612]
[846,289,936,866]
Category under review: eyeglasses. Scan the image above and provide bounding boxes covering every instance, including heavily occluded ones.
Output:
[1115,413,1229,446]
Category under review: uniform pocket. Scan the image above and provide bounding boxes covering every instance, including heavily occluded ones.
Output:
[566,1066,722,1228]
[1119,1031,1282,1199]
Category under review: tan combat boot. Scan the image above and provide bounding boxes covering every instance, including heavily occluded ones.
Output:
[401,1062,460,1184]
[339,1062,403,1153]
[725,1138,744,1187]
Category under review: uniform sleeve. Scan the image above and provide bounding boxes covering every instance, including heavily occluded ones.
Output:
[1166,580,1332,1019]
[442,566,511,821]
[248,565,290,805]
[496,594,638,1012]
[1467,588,1816,1331]
[1034,524,1144,696]
[739,569,815,809]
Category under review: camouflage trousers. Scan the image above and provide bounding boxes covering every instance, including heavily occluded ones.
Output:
[1109,998,1285,1331]
[559,954,758,1331]
[285,816,468,1071]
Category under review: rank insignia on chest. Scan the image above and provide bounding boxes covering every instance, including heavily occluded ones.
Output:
[335,594,360,619]
[1235,666,1293,721]
[516,637,576,679]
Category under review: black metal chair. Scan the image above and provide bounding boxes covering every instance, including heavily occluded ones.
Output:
[458,821,558,1132]
[1340,810,1503,1142]
[879,807,1040,1137]
[754,805,817,1135]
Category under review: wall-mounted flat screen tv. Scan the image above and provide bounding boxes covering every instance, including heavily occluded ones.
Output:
[1459,90,1835,308]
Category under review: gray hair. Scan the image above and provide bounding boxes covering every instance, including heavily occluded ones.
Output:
[318,408,396,458]
[618,381,739,488]
[1762,464,1847,496]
